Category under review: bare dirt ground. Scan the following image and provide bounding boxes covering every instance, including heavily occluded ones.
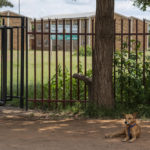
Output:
[0,107,150,150]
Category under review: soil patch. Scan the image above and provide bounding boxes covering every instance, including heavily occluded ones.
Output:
[0,107,149,150]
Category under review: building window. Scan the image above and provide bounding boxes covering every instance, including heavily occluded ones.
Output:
[37,24,41,32]
[44,39,49,47]
[45,23,49,32]
[37,39,41,47]
[51,23,56,33]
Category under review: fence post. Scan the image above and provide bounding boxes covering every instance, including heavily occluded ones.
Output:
[1,26,7,105]
[20,17,25,108]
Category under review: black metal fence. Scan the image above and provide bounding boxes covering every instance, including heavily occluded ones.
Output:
[0,15,26,108]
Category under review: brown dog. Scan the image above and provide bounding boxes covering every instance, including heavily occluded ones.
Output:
[105,113,141,142]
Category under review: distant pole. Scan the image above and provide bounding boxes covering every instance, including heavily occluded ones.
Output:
[19,0,20,14]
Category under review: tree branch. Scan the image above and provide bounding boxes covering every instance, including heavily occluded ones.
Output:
[73,73,92,85]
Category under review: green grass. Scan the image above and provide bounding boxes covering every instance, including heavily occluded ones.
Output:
[27,50,92,84]
[0,49,92,83]
[2,49,150,87]
[2,49,150,118]
[0,50,92,100]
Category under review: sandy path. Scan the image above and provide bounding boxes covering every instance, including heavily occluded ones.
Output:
[0,107,149,150]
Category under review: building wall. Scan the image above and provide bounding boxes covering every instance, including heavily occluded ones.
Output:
[1,11,148,52]
[30,19,86,51]
[131,18,148,51]
[114,13,129,51]
[114,14,148,51]
[30,13,149,52]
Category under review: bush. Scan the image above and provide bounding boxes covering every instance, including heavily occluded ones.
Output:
[74,45,92,56]
[114,50,150,109]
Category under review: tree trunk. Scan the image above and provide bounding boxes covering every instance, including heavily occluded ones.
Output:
[92,0,114,108]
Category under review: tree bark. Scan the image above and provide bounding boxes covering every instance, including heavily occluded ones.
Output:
[93,0,115,108]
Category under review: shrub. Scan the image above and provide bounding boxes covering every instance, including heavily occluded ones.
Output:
[114,50,150,109]
[74,45,92,56]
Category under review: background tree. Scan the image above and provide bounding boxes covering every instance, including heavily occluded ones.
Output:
[132,0,150,11]
[0,0,13,8]
[92,0,115,108]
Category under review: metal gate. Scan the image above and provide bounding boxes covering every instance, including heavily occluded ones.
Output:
[0,15,27,109]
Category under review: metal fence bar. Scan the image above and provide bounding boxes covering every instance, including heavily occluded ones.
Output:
[41,19,44,106]
[84,19,87,104]
[128,19,131,101]
[121,19,123,102]
[136,19,138,76]
[55,19,58,108]
[113,19,116,100]
[92,19,94,82]
[48,19,51,104]
[20,17,25,108]
[26,17,29,110]
[70,19,73,104]
[143,20,146,87]
[10,28,13,100]
[63,19,66,107]
[28,99,87,103]
[17,28,19,96]
[27,31,150,36]
[77,19,80,101]
[34,19,37,106]
[27,32,95,36]
[1,26,7,104]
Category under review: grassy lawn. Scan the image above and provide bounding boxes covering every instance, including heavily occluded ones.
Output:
[27,50,92,84]
[1,49,149,88]
[0,50,92,98]
[0,49,149,100]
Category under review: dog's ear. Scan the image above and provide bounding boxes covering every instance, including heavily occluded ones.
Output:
[133,112,137,118]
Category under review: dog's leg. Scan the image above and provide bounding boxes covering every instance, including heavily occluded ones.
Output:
[122,129,129,142]
[122,136,129,142]
[129,136,136,143]
[129,130,137,143]
[105,129,125,138]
